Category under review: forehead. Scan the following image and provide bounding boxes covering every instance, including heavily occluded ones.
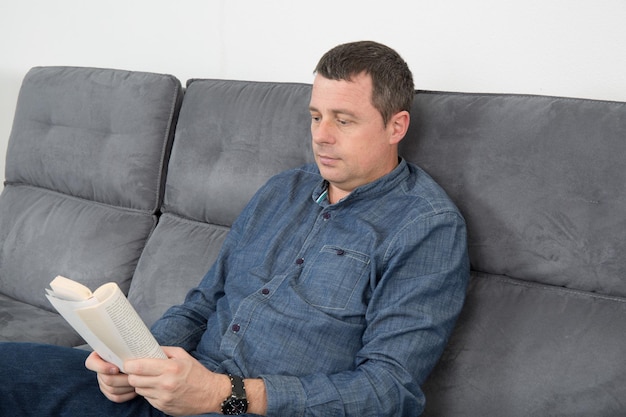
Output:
[310,73,374,112]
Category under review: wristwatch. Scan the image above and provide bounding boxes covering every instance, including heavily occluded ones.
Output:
[221,374,248,415]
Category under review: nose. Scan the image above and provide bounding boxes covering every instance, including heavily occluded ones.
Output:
[312,118,335,145]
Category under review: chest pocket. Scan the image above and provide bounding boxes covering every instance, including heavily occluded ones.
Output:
[295,245,371,310]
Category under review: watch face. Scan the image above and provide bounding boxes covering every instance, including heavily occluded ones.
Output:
[222,398,248,415]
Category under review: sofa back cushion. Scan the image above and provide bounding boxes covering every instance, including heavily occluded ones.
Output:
[0,66,182,310]
[402,91,626,296]
[129,79,313,325]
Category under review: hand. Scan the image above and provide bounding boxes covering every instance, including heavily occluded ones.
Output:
[85,351,138,403]
[123,346,230,416]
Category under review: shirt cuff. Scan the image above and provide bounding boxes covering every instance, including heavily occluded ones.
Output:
[260,374,306,417]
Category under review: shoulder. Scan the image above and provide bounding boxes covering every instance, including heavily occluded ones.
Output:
[256,163,321,195]
[267,163,321,184]
[401,162,463,220]
[242,163,320,207]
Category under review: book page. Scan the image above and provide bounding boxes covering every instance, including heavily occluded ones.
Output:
[75,283,166,371]
[49,275,93,301]
[46,279,166,372]
[45,292,123,368]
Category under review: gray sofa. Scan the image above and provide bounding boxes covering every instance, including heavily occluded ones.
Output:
[1,66,625,416]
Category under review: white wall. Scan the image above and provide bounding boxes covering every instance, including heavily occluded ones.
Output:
[1,0,625,185]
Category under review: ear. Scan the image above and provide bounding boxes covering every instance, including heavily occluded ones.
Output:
[388,110,410,145]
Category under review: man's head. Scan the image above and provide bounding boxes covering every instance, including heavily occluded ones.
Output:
[314,40,414,126]
[309,41,414,203]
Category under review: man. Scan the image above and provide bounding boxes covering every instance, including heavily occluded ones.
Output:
[0,41,469,416]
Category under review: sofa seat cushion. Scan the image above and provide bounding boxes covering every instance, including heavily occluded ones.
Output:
[422,272,626,416]
[0,185,156,311]
[0,293,83,346]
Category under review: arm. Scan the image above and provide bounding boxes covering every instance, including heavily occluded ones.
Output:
[124,347,268,416]
[87,348,269,415]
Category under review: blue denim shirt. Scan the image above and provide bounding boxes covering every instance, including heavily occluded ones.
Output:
[151,159,469,417]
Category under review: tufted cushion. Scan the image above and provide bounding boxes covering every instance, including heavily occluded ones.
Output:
[162,79,314,226]
[402,91,626,296]
[0,66,182,343]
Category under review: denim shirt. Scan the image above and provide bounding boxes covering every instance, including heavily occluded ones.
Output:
[151,159,469,417]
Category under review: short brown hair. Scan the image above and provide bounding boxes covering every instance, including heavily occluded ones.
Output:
[314,41,415,125]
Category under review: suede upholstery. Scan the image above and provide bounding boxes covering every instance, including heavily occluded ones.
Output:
[2,67,625,415]
[402,92,626,416]
[0,67,182,345]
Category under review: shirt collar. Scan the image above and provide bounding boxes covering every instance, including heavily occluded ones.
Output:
[312,158,409,207]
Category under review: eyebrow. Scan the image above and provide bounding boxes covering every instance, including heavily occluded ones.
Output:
[308,106,358,119]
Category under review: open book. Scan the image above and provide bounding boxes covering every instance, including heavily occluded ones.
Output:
[45,275,167,372]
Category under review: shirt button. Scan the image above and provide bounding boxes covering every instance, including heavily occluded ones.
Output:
[295,258,304,265]
[322,212,331,220]
[231,324,241,333]
[336,249,345,256]
[261,288,270,295]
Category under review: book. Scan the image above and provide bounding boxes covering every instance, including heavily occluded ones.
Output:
[45,275,167,372]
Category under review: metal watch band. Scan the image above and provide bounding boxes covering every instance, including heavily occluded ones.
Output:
[221,374,248,415]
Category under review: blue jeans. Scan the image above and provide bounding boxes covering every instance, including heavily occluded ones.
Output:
[0,342,166,417]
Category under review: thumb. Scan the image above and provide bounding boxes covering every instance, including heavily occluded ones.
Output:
[160,346,189,359]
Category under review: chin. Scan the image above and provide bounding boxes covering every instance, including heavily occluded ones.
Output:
[317,165,335,178]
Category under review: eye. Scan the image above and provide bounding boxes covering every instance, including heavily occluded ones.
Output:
[337,118,350,126]
[310,114,321,123]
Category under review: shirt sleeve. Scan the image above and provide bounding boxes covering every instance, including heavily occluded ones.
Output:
[260,210,470,417]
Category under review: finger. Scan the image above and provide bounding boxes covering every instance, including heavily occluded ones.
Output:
[98,372,132,389]
[97,373,138,403]
[99,381,138,403]
[104,390,138,403]
[124,357,168,376]
[123,347,188,376]
[85,351,120,375]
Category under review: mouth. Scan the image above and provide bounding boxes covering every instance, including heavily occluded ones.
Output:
[317,154,338,166]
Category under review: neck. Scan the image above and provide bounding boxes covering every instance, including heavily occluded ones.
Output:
[328,185,349,204]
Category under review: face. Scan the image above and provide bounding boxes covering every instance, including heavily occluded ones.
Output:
[309,72,409,203]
